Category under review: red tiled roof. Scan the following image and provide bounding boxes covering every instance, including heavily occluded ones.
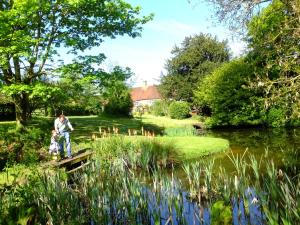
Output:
[131,85,161,101]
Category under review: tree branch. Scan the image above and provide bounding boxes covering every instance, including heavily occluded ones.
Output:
[13,56,21,83]
[37,5,58,77]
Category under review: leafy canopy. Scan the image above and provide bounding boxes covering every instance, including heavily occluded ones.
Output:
[195,60,263,127]
[246,0,300,124]
[0,0,152,124]
[159,33,230,103]
[190,0,272,34]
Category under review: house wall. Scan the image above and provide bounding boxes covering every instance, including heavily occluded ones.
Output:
[132,99,160,112]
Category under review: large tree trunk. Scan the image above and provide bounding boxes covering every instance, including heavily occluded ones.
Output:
[14,93,30,129]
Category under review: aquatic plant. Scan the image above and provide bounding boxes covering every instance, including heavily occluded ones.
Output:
[0,150,299,224]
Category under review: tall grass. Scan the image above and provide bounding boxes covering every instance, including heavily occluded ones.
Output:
[91,136,178,170]
[1,150,299,224]
[164,126,198,137]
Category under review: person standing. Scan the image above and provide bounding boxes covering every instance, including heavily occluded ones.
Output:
[54,114,74,159]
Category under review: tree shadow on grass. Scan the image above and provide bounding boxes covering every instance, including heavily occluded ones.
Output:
[70,115,164,142]
[0,115,164,145]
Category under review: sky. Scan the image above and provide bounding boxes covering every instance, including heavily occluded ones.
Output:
[85,0,247,87]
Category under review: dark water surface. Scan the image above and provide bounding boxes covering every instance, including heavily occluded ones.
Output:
[205,127,300,171]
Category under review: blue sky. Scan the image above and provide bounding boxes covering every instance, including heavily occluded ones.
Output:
[85,0,246,87]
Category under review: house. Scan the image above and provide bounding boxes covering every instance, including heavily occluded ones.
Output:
[130,83,161,111]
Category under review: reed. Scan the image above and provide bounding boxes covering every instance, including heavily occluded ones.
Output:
[0,150,299,224]
[91,136,177,170]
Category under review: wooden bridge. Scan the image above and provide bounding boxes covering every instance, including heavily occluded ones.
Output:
[45,148,93,173]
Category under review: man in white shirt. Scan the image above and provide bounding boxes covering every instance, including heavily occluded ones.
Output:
[54,114,74,159]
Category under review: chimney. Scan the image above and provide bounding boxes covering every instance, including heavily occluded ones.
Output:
[142,80,148,90]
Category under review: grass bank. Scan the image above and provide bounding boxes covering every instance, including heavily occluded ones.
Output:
[157,136,229,160]
[121,136,229,161]
[141,114,199,128]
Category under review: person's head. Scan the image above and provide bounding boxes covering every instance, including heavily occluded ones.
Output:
[59,114,65,122]
[52,130,57,136]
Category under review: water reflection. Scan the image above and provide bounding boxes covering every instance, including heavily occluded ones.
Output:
[205,127,300,172]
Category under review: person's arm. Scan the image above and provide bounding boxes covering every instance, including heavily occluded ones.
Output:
[66,118,74,131]
[54,119,59,133]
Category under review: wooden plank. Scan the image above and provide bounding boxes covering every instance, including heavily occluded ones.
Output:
[41,148,93,169]
[67,161,91,174]
[56,150,93,167]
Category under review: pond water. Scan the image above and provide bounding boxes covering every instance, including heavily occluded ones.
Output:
[204,127,300,172]
[149,127,299,225]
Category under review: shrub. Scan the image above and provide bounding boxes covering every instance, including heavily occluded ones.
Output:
[150,100,169,116]
[104,93,133,116]
[266,107,287,127]
[195,60,263,127]
[55,104,96,116]
[168,101,190,119]
[103,89,133,117]
[0,128,47,169]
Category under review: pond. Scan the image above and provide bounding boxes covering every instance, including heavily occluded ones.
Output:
[204,127,300,172]
[156,127,300,225]
[1,127,299,224]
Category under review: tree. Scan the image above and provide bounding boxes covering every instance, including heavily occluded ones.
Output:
[191,0,271,33]
[246,0,300,125]
[55,54,107,115]
[57,55,134,116]
[194,59,264,127]
[159,33,230,104]
[0,0,152,128]
[102,67,134,116]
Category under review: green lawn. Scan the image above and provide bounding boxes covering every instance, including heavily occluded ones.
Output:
[156,136,229,160]
[122,135,229,161]
[61,115,229,161]
[70,115,162,141]
[70,114,200,141]
[141,114,199,128]
[0,114,229,161]
[0,114,199,139]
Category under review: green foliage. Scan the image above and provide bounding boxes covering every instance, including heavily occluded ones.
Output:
[195,60,264,127]
[150,100,169,116]
[211,201,232,224]
[0,0,152,125]
[168,101,190,119]
[56,54,106,115]
[2,82,64,116]
[159,33,230,104]
[100,66,134,116]
[103,83,133,117]
[92,136,175,169]
[266,107,287,128]
[0,128,48,169]
[246,0,300,126]
[191,0,300,128]
[55,104,98,116]
[57,57,136,117]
